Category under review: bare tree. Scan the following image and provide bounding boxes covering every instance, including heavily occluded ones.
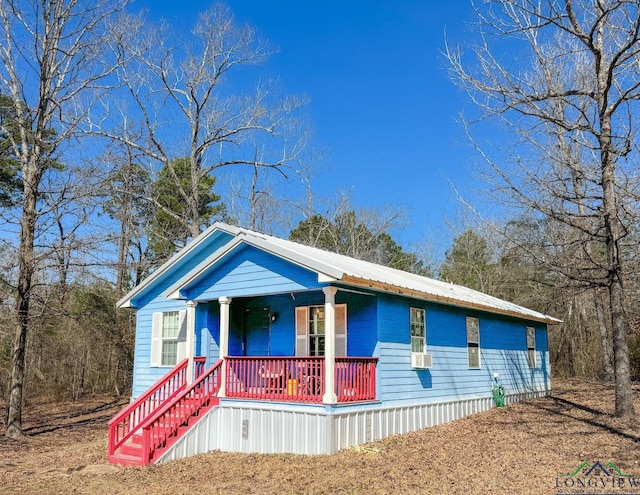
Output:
[0,0,128,438]
[101,143,154,293]
[94,4,308,252]
[447,0,639,417]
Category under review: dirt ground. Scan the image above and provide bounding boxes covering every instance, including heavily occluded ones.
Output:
[1,379,639,495]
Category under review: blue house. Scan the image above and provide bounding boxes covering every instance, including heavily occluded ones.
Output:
[108,223,558,466]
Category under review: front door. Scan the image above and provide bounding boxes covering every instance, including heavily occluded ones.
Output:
[244,308,270,356]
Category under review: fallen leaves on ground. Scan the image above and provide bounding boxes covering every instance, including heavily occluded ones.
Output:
[1,379,639,495]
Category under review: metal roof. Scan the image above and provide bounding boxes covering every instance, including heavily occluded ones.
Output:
[242,227,560,324]
[165,223,561,325]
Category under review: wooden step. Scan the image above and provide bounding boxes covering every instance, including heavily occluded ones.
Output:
[108,452,143,467]
[121,443,143,457]
[149,401,219,463]
[109,389,221,466]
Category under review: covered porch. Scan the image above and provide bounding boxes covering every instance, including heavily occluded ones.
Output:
[224,356,377,403]
[185,286,379,404]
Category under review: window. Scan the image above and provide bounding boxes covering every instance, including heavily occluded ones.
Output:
[151,310,186,367]
[309,306,325,356]
[466,316,480,368]
[526,326,536,368]
[161,311,180,366]
[410,308,426,354]
[295,304,347,356]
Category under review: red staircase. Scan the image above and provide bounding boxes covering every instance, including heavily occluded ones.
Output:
[108,357,221,466]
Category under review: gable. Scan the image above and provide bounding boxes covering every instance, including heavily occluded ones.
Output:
[119,226,237,308]
[121,221,560,325]
[180,245,324,301]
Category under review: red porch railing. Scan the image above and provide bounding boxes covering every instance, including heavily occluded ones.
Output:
[108,357,206,460]
[335,357,377,402]
[139,359,222,465]
[225,356,377,403]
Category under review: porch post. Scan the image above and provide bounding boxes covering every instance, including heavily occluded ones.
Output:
[185,300,198,384]
[218,296,232,397]
[323,286,337,404]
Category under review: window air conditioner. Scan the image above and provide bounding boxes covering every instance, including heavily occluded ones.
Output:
[411,352,432,369]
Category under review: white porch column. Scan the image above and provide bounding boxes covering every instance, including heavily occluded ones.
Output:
[323,286,338,404]
[186,300,197,385]
[218,296,232,397]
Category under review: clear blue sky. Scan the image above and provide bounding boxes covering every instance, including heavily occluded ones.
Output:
[134,1,481,257]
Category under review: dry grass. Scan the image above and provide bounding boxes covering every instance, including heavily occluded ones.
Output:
[1,379,640,494]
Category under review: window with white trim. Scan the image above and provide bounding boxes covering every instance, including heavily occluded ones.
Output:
[151,310,186,367]
[466,316,480,368]
[410,307,426,354]
[309,306,325,356]
[161,311,180,365]
[526,326,536,368]
[295,304,346,356]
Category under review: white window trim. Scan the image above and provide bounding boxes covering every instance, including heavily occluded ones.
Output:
[151,310,187,367]
[295,304,346,356]
[466,316,480,369]
[526,326,536,368]
[410,307,426,354]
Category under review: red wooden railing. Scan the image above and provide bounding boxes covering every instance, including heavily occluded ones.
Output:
[194,356,206,379]
[335,357,377,402]
[225,356,377,403]
[138,359,222,465]
[226,356,325,402]
[108,357,206,459]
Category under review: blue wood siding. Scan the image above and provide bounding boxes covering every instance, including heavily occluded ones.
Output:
[376,294,550,406]
[184,246,323,301]
[339,292,377,356]
[130,231,233,308]
[131,298,188,397]
[197,302,220,365]
[131,233,238,396]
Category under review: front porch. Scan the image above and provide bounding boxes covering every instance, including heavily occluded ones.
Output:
[224,356,377,403]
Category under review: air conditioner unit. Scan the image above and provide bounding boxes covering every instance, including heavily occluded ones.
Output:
[411,352,432,369]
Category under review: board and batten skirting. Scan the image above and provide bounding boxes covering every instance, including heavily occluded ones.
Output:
[156,389,548,463]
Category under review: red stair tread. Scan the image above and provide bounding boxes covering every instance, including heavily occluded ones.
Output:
[108,452,144,467]
[150,402,219,461]
[108,360,222,466]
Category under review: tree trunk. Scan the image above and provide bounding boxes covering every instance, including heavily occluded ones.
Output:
[594,290,613,381]
[6,166,38,439]
[600,116,635,418]
[116,219,128,294]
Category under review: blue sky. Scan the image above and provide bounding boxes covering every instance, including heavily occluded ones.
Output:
[135,1,481,257]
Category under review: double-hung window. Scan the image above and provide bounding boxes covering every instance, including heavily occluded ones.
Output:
[526,326,536,368]
[161,311,180,366]
[410,308,426,354]
[410,308,432,368]
[309,305,326,356]
[295,304,347,356]
[466,316,480,368]
[151,310,186,367]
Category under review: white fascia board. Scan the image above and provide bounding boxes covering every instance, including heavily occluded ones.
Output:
[318,273,339,283]
[162,237,246,300]
[117,222,241,308]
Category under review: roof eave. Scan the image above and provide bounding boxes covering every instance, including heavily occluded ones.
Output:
[340,275,562,325]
